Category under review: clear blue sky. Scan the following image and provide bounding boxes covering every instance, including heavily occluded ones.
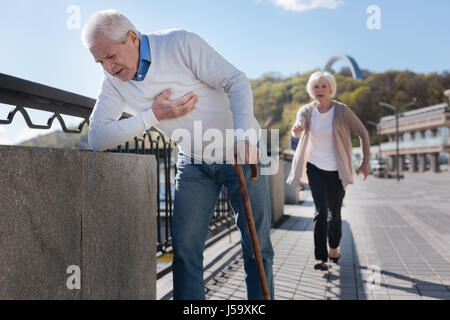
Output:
[0,0,449,144]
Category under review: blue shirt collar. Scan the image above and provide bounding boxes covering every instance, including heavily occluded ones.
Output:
[133,33,151,81]
[139,34,151,63]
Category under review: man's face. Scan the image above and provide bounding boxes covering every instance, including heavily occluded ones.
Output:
[90,31,140,82]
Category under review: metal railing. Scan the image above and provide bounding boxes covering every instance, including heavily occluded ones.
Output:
[0,72,235,259]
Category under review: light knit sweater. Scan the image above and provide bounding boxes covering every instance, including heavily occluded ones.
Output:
[286,101,370,189]
[88,29,262,163]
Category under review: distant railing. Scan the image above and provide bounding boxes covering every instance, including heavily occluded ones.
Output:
[0,72,234,259]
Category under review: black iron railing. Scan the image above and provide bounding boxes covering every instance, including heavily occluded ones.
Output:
[0,72,235,258]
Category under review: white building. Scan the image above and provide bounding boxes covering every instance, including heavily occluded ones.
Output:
[377,101,450,173]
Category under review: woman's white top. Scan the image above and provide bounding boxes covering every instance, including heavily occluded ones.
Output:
[307,104,338,171]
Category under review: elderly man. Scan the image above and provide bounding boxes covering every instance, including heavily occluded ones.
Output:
[82,9,274,300]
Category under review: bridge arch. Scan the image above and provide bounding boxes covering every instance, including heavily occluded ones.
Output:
[324,55,363,80]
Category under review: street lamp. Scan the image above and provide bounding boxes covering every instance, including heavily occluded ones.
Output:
[379,99,416,181]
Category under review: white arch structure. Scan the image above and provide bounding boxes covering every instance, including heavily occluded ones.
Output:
[324,55,363,80]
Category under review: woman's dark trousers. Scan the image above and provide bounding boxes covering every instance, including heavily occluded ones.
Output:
[306,162,346,262]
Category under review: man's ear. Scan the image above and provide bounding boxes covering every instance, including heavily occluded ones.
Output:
[127,30,139,47]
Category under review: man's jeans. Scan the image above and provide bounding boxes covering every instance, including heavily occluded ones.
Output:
[306,162,345,262]
[172,158,275,300]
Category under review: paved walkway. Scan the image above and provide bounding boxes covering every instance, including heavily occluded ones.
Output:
[157,172,450,300]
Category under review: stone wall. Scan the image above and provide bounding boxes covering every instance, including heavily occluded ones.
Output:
[0,146,157,300]
[268,158,285,224]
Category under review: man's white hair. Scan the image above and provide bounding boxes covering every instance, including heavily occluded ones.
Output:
[81,9,140,48]
[306,71,337,98]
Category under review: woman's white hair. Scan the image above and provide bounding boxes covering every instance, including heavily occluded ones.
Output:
[306,71,337,98]
[81,9,140,48]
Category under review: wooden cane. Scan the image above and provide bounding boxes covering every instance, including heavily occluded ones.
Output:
[235,163,271,300]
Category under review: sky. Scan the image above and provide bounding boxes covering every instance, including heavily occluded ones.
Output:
[0,0,449,145]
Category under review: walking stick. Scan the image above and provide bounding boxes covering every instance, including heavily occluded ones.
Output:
[235,162,271,300]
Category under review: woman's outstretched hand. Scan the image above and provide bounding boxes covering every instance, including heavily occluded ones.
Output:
[291,123,304,137]
[357,164,370,180]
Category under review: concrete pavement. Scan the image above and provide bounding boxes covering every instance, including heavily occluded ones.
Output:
[157,172,450,300]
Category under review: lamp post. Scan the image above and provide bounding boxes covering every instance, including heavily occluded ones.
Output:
[379,99,416,181]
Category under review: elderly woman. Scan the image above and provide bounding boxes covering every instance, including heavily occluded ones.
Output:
[287,71,370,271]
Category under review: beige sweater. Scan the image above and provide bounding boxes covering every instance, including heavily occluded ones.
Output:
[286,101,370,190]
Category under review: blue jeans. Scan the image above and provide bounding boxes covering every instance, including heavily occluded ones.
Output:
[172,158,274,300]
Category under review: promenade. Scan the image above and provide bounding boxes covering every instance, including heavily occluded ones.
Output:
[157,172,450,300]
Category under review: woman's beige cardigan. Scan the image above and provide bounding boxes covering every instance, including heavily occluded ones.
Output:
[286,101,371,190]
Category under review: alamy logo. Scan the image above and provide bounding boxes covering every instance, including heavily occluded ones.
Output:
[66,5,81,30]
[66,265,81,290]
[367,264,381,291]
[170,122,280,176]
[367,5,381,30]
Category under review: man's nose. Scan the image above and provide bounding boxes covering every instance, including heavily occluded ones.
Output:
[105,61,115,74]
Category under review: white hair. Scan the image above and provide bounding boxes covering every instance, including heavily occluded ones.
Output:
[306,71,337,98]
[81,9,140,48]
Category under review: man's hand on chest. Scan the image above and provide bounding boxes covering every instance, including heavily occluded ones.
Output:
[152,89,197,121]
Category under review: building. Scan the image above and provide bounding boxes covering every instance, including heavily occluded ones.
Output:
[377,99,450,173]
